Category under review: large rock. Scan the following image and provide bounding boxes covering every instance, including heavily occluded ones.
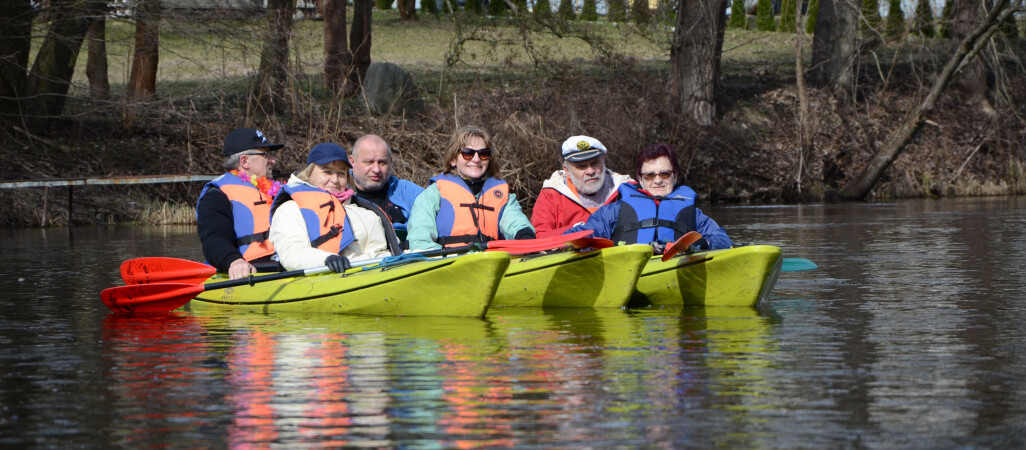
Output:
[362,62,425,117]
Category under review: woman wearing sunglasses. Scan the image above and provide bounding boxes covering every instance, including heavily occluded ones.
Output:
[268,143,396,273]
[566,143,732,253]
[406,125,535,251]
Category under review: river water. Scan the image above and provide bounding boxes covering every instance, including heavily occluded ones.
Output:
[2,198,1024,447]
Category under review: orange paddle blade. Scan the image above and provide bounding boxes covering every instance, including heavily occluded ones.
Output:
[486,230,594,251]
[121,257,216,285]
[567,237,615,250]
[100,283,204,314]
[661,231,703,262]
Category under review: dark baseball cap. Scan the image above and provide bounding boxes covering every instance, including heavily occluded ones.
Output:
[307,143,349,165]
[223,128,284,156]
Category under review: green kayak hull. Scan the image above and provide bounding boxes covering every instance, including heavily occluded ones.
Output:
[633,245,783,307]
[492,244,653,308]
[185,251,510,317]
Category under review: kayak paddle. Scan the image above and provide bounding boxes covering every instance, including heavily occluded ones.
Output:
[120,230,598,285]
[782,257,818,272]
[661,231,703,261]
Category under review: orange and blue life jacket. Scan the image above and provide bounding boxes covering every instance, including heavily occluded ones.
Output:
[430,174,509,247]
[611,183,697,244]
[199,173,276,261]
[271,184,355,254]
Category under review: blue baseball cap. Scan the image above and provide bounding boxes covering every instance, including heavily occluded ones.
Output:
[307,143,349,165]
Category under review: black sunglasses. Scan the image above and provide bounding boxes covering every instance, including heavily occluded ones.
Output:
[458,148,491,161]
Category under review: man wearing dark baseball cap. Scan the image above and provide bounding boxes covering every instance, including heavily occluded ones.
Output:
[196,128,284,279]
[530,135,632,238]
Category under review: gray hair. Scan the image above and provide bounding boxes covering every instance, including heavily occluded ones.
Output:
[224,151,266,171]
[223,153,243,171]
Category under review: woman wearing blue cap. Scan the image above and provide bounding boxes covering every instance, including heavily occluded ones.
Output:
[269,143,394,272]
[405,125,535,251]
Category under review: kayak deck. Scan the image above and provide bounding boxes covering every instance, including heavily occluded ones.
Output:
[493,244,653,308]
[633,245,782,307]
[186,251,510,317]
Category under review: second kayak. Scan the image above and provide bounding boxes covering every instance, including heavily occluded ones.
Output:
[493,244,653,308]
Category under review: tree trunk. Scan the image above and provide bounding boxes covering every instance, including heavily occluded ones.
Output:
[323,0,353,95]
[128,0,160,100]
[808,0,859,101]
[349,0,373,89]
[670,0,727,127]
[0,0,36,120]
[25,0,95,131]
[840,0,1013,200]
[397,0,418,19]
[250,0,296,113]
[86,5,110,101]
[949,0,992,113]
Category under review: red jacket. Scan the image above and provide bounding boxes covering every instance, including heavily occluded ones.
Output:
[530,169,632,238]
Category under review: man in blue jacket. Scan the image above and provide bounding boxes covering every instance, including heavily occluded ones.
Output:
[348,134,424,240]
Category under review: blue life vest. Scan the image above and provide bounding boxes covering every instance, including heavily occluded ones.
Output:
[198,173,275,261]
[611,183,696,244]
[430,174,508,247]
[270,184,355,254]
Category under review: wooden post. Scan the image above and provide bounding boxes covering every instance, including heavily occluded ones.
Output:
[41,186,48,227]
[67,185,73,225]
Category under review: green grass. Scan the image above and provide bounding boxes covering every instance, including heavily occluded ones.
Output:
[35,10,807,99]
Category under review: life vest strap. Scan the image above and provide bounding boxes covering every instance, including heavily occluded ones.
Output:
[311,225,342,248]
[235,230,269,247]
[459,202,495,212]
[436,234,491,246]
[619,218,680,234]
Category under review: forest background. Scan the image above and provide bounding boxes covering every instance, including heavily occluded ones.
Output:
[0,0,1024,226]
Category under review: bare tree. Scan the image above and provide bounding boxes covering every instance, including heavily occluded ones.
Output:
[350,0,373,88]
[840,0,1016,200]
[323,0,354,95]
[85,1,111,101]
[808,0,859,101]
[251,0,297,112]
[670,0,728,127]
[24,0,99,131]
[0,0,36,120]
[949,0,993,113]
[128,0,160,100]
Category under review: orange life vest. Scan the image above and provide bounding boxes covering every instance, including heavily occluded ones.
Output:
[430,174,509,248]
[201,173,276,261]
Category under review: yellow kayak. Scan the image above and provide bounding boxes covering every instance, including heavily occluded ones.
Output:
[185,251,510,317]
[633,245,782,307]
[492,244,653,308]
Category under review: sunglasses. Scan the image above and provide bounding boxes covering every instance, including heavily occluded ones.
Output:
[244,151,271,159]
[459,148,491,161]
[640,170,674,182]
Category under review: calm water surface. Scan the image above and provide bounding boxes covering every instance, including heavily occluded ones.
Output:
[2,198,1025,447]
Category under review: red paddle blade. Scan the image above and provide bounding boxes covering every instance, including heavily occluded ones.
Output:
[100,283,204,314]
[568,237,615,250]
[121,257,216,285]
[661,231,703,262]
[486,230,594,251]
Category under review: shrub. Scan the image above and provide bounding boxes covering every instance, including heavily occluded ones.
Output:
[729,0,747,29]
[779,0,796,32]
[756,0,775,31]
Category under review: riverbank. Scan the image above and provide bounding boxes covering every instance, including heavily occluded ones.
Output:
[2,16,1024,226]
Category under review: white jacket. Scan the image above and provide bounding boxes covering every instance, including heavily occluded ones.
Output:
[269,174,391,270]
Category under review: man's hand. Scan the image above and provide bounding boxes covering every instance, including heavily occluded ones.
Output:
[228,258,258,280]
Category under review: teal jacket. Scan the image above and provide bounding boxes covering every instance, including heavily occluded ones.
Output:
[406,182,534,251]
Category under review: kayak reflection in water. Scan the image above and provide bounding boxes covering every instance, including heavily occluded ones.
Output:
[405,125,536,251]
[566,143,733,254]
[268,143,396,273]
